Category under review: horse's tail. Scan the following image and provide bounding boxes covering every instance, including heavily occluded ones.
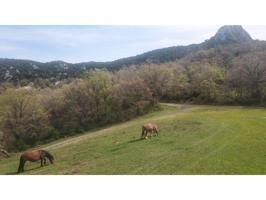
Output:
[17,156,24,174]
[141,126,145,138]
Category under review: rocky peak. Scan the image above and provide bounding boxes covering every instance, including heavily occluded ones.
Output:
[204,25,253,47]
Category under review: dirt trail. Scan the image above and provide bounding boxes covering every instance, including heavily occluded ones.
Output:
[160,103,182,107]
[160,103,190,110]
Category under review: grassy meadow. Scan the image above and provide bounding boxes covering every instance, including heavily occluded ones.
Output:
[1,103,266,175]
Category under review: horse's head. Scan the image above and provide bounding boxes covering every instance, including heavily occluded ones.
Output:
[43,150,54,164]
[49,155,54,164]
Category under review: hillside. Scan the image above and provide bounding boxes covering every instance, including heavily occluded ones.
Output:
[1,25,264,86]
[1,103,266,175]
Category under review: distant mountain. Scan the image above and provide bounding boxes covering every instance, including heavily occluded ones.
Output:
[108,25,254,65]
[209,25,252,43]
[0,25,263,85]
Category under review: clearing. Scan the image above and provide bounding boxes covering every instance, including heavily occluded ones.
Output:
[1,103,266,175]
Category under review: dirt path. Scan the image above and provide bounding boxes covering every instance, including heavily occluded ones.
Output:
[160,103,182,107]
[160,103,190,110]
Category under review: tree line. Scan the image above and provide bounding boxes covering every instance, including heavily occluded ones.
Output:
[0,69,156,151]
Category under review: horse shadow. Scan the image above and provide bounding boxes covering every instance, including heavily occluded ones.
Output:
[110,138,143,153]
[5,172,17,175]
[5,165,42,175]
[126,138,143,144]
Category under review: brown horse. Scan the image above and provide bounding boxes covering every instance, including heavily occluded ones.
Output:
[17,149,54,173]
[141,123,159,139]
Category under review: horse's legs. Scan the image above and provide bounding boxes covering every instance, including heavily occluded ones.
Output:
[20,161,25,172]
[20,160,25,173]
[40,152,47,166]
[142,127,148,139]
[40,156,46,167]
[18,157,26,173]
[41,158,43,167]
[145,130,148,139]
[141,127,145,139]
[147,130,151,139]
[145,130,149,139]
[150,130,154,137]
[22,161,25,172]
[155,129,158,136]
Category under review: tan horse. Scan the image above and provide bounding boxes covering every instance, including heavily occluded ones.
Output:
[141,123,159,139]
[17,149,54,173]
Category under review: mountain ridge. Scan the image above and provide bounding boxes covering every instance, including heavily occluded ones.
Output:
[0,25,263,85]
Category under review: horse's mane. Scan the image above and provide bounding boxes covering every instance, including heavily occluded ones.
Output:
[42,150,54,160]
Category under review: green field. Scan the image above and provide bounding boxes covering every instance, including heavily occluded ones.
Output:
[1,103,266,175]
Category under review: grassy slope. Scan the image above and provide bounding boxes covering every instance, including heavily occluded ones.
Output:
[1,104,266,175]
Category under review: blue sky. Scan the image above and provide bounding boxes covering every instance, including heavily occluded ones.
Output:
[0,25,265,63]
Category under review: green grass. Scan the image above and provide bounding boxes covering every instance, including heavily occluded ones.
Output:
[1,103,266,175]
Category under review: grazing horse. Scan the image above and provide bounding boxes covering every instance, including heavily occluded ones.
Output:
[17,149,54,173]
[141,123,159,139]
